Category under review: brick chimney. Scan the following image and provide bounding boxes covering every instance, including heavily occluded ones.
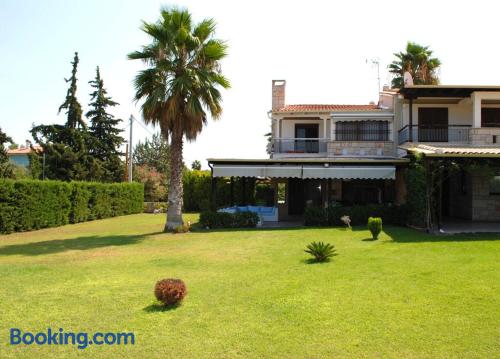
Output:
[272,80,286,111]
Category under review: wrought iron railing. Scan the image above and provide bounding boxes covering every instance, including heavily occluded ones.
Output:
[398,125,471,144]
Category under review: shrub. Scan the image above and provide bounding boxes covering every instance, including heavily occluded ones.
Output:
[304,204,408,227]
[233,211,260,228]
[199,210,259,229]
[173,222,191,234]
[304,241,336,262]
[154,278,187,306]
[0,180,144,233]
[367,217,383,240]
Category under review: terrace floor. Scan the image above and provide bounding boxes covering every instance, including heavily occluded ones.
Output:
[441,218,500,234]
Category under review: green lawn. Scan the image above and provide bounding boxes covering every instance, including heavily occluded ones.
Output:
[1,214,499,358]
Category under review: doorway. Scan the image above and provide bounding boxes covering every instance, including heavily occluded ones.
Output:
[295,124,319,153]
[418,108,448,142]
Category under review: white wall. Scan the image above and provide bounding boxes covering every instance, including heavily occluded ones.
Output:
[401,101,473,127]
[400,100,500,127]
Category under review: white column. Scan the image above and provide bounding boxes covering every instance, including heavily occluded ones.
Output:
[472,92,482,128]
[276,118,280,138]
[323,117,327,139]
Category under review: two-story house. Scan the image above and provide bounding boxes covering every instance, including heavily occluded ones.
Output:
[396,85,500,222]
[208,79,500,223]
[209,80,409,221]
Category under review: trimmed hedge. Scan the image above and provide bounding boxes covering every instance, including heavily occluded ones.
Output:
[0,180,144,233]
[304,204,408,227]
[199,211,259,229]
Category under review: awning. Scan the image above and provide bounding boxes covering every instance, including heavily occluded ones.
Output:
[212,165,302,178]
[212,164,396,179]
[302,166,395,179]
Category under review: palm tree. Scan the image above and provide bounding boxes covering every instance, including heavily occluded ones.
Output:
[389,42,441,88]
[128,8,230,231]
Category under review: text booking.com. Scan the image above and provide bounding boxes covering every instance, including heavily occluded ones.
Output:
[10,328,135,350]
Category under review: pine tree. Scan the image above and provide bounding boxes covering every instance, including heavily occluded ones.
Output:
[58,52,86,129]
[86,67,124,182]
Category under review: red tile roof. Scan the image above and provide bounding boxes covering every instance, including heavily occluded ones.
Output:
[276,104,380,113]
[7,145,43,155]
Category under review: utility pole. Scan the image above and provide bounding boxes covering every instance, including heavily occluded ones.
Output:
[124,143,129,182]
[128,115,134,183]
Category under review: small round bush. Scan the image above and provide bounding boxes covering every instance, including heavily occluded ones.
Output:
[367,217,383,240]
[154,279,187,306]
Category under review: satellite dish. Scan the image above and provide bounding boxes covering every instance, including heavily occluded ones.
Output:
[403,72,414,86]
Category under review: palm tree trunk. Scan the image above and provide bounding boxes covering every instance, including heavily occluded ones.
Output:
[165,128,184,231]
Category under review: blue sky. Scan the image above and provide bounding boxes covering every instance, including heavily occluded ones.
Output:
[2,0,500,168]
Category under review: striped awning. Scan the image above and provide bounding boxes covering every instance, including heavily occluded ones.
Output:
[212,165,302,178]
[212,164,395,180]
[302,166,395,179]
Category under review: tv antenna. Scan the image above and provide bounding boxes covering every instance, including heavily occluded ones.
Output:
[366,58,381,96]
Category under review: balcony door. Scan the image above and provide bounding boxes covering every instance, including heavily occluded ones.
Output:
[295,124,319,153]
[418,108,448,142]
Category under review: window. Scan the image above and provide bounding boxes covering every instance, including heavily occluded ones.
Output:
[482,108,500,127]
[490,172,500,195]
[336,121,389,141]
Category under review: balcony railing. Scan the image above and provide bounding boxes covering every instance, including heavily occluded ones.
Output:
[272,138,328,154]
[398,125,471,144]
[332,129,391,141]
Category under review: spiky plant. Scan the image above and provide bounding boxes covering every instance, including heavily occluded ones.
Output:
[304,241,336,262]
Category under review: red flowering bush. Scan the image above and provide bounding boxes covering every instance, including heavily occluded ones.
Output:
[154,279,187,306]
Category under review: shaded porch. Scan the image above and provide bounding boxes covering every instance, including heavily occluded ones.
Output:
[208,158,409,222]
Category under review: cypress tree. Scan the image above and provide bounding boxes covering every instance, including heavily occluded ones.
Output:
[58,52,86,129]
[31,52,91,181]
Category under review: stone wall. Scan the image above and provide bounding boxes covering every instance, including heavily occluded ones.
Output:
[469,128,500,145]
[327,141,395,157]
[471,173,500,221]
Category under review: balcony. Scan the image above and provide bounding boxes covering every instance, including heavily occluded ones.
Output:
[398,125,471,144]
[272,138,328,155]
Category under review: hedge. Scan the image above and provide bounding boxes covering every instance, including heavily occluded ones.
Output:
[199,211,259,229]
[304,204,408,227]
[0,180,144,233]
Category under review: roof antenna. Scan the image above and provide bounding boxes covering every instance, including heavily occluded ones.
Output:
[366,58,381,100]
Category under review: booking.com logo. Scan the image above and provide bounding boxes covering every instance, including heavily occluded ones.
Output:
[10,328,135,350]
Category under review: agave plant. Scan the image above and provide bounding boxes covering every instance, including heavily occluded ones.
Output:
[304,241,336,262]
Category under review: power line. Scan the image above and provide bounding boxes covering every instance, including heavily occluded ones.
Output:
[131,116,155,137]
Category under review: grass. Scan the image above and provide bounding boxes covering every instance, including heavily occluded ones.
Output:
[0,213,499,358]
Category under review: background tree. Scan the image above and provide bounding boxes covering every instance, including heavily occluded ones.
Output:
[59,52,85,129]
[0,127,12,164]
[128,7,230,231]
[389,42,441,88]
[191,160,201,170]
[86,66,125,182]
[0,127,14,178]
[133,133,170,175]
[31,52,92,181]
